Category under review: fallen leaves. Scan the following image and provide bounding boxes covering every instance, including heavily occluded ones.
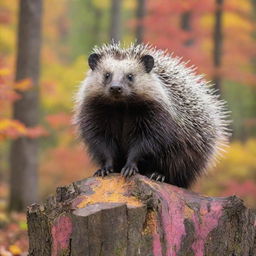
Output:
[0,210,28,256]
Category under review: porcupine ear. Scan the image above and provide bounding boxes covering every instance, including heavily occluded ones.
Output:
[88,53,101,70]
[140,55,154,73]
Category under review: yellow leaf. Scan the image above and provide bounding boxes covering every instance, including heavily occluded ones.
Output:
[0,68,11,76]
[0,119,27,140]
[124,0,136,10]
[9,245,22,254]
[0,119,25,132]
[14,78,33,91]
[0,212,8,223]
[224,13,252,31]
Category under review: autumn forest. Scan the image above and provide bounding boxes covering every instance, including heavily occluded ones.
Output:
[0,0,256,254]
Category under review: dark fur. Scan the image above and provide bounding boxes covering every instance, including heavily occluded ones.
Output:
[78,95,213,188]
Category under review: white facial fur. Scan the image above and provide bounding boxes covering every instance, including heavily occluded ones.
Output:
[76,55,170,107]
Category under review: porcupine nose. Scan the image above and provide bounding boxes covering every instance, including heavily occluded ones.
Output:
[110,86,122,94]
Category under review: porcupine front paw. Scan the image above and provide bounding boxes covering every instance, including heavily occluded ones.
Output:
[121,163,138,178]
[149,172,165,182]
[93,166,113,177]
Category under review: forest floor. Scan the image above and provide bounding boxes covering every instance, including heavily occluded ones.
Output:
[0,182,28,256]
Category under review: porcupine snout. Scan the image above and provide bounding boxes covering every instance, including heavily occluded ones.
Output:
[109,84,123,95]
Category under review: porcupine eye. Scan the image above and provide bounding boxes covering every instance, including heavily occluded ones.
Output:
[127,73,134,82]
[104,72,111,82]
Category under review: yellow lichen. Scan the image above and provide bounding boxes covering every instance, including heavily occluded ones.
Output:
[184,206,194,219]
[77,176,143,208]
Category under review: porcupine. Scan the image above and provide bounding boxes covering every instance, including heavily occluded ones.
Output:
[74,43,230,188]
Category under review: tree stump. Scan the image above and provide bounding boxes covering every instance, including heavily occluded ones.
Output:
[27,174,256,256]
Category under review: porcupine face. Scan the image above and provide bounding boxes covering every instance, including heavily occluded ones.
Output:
[84,53,155,101]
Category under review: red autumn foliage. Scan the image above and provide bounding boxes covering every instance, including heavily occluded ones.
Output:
[46,113,71,129]
[145,0,256,85]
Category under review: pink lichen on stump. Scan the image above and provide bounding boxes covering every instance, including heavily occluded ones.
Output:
[153,183,186,255]
[191,201,223,256]
[151,212,163,256]
[51,215,72,256]
[145,180,224,256]
[153,227,163,256]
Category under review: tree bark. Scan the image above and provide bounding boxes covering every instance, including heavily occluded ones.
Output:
[27,174,256,256]
[109,0,122,43]
[136,0,146,44]
[213,0,224,93]
[9,0,42,211]
[180,11,194,46]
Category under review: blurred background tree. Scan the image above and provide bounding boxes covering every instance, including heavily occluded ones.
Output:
[0,0,255,252]
[135,0,146,43]
[9,0,43,212]
[110,0,123,42]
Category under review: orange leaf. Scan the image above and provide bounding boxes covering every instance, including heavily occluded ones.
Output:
[14,78,33,91]
[0,119,27,139]
[9,244,22,255]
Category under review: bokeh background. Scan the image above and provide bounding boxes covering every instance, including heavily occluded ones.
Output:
[0,0,256,254]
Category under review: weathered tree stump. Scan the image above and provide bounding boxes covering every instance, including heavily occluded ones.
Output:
[27,174,256,256]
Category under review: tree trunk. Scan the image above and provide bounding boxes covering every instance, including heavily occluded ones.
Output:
[180,11,194,46]
[27,174,256,256]
[9,0,42,211]
[213,0,224,93]
[92,8,103,45]
[136,0,146,44]
[109,0,122,42]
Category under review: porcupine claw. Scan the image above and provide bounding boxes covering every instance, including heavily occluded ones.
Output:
[121,163,139,178]
[150,172,165,182]
[93,166,113,177]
